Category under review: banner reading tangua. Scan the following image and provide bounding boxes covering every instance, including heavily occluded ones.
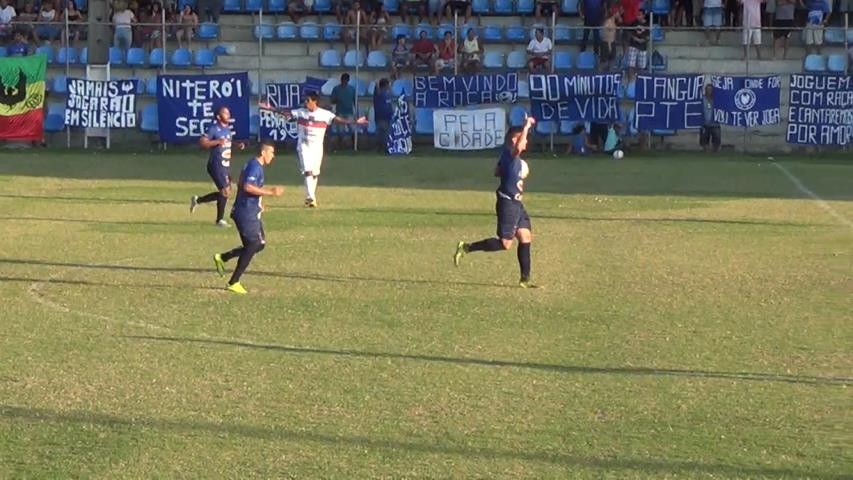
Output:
[635,74,705,130]
[0,54,46,141]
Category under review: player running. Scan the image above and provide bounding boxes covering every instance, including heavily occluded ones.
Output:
[213,141,284,294]
[190,106,245,226]
[260,92,367,208]
[453,116,537,288]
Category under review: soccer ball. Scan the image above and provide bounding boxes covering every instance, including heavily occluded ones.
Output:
[612,149,624,160]
[520,159,529,179]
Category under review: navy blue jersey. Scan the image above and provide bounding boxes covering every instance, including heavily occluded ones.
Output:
[496,146,525,200]
[232,158,264,219]
[204,122,233,170]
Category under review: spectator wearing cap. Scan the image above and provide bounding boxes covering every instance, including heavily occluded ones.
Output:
[459,27,483,73]
[526,27,552,72]
[804,0,831,55]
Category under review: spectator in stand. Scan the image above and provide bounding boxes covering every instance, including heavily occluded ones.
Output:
[373,78,393,152]
[703,0,723,44]
[626,15,649,79]
[567,123,595,155]
[672,0,695,26]
[177,4,197,49]
[112,2,136,50]
[579,0,603,55]
[139,2,163,50]
[700,84,721,152]
[16,2,37,44]
[368,2,390,51]
[336,0,353,23]
[526,27,552,72]
[459,27,483,73]
[536,0,560,21]
[0,0,15,41]
[61,0,85,47]
[34,0,58,44]
[772,0,795,58]
[400,0,428,23]
[8,30,28,55]
[804,0,830,55]
[620,0,642,54]
[440,0,471,24]
[342,1,368,52]
[725,0,741,26]
[288,0,309,23]
[434,30,455,73]
[411,29,436,71]
[197,0,222,23]
[740,0,763,60]
[330,73,357,150]
[599,6,619,70]
[391,34,411,78]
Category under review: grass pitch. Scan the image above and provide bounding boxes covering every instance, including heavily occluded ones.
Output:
[0,148,850,478]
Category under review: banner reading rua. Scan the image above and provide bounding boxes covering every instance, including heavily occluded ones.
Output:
[0,54,46,140]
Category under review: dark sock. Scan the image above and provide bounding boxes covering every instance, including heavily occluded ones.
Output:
[517,242,531,279]
[197,191,219,203]
[221,247,242,262]
[467,238,504,252]
[215,194,227,222]
[228,243,261,285]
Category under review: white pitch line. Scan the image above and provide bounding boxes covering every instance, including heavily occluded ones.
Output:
[773,162,853,231]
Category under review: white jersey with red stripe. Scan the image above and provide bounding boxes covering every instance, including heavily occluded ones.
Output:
[291,107,337,154]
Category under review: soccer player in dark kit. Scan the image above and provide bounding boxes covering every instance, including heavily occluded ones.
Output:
[453,115,537,288]
[213,141,284,294]
[190,106,245,227]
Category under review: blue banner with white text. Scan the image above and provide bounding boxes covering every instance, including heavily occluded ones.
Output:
[712,75,781,127]
[157,72,249,143]
[635,74,705,130]
[529,73,622,122]
[413,73,518,108]
[387,95,412,155]
[786,74,853,145]
[259,82,301,142]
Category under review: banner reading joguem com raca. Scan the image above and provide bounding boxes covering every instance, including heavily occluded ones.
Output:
[0,54,46,141]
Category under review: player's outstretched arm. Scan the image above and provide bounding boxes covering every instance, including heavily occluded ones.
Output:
[258,102,294,119]
[513,116,536,157]
[334,115,369,125]
[244,184,284,197]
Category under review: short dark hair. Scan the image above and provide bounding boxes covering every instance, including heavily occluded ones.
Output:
[571,123,586,134]
[505,126,523,146]
[216,105,229,116]
[260,140,275,150]
[341,73,350,82]
[306,92,320,103]
[378,78,390,89]
[536,28,544,34]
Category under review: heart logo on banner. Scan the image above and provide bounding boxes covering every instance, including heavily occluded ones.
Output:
[122,81,135,93]
[734,88,757,111]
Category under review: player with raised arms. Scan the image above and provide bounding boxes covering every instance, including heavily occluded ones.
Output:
[190,106,245,227]
[260,92,367,208]
[213,141,284,294]
[453,115,538,288]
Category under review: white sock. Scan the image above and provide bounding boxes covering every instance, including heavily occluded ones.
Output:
[304,175,312,200]
[308,176,319,201]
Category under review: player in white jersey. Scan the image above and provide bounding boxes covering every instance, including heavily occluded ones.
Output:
[260,92,367,207]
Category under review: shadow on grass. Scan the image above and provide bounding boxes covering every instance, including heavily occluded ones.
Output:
[0,276,222,292]
[0,404,845,478]
[122,335,853,387]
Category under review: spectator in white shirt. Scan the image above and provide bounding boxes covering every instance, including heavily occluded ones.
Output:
[112,3,136,50]
[526,27,552,72]
[0,0,16,40]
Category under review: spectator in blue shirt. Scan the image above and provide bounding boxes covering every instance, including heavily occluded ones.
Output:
[8,31,29,56]
[804,0,831,55]
[373,78,393,152]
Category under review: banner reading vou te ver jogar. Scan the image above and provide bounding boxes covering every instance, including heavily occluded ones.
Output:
[0,54,46,141]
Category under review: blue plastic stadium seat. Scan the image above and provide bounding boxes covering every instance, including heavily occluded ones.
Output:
[171,48,192,66]
[518,79,529,98]
[554,51,572,70]
[146,76,158,95]
[194,48,216,67]
[460,23,477,38]
[344,49,365,67]
[56,47,78,64]
[562,0,578,14]
[804,54,826,72]
[483,24,502,41]
[254,23,275,39]
[392,78,412,96]
[554,24,572,43]
[107,46,122,65]
[179,0,197,10]
[53,75,67,94]
[126,47,146,66]
[76,0,87,11]
[651,51,667,71]
[352,78,367,97]
[321,77,337,96]
[149,48,165,67]
[268,0,286,12]
[653,129,676,136]
[494,0,512,14]
[827,54,847,72]
[505,25,526,42]
[652,25,664,42]
[824,28,844,44]
[437,23,454,38]
[132,78,146,95]
[509,106,527,127]
[36,46,54,63]
[652,0,669,14]
[277,22,298,39]
[324,23,342,40]
[535,120,557,135]
[472,0,489,14]
[391,24,411,39]
[415,23,434,39]
[319,49,342,67]
[198,23,220,39]
[0,47,8,57]
[483,51,503,68]
[414,108,434,134]
[383,0,400,12]
[314,0,333,12]
[300,22,321,39]
[506,50,526,68]
[516,0,534,14]
[577,51,596,69]
[529,24,548,39]
[245,0,264,11]
[367,50,388,67]
[140,104,159,132]
[559,120,578,135]
[44,102,65,132]
[223,0,241,12]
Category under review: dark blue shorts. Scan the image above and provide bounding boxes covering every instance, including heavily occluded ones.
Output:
[207,163,231,191]
[233,215,265,246]
[496,196,531,240]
